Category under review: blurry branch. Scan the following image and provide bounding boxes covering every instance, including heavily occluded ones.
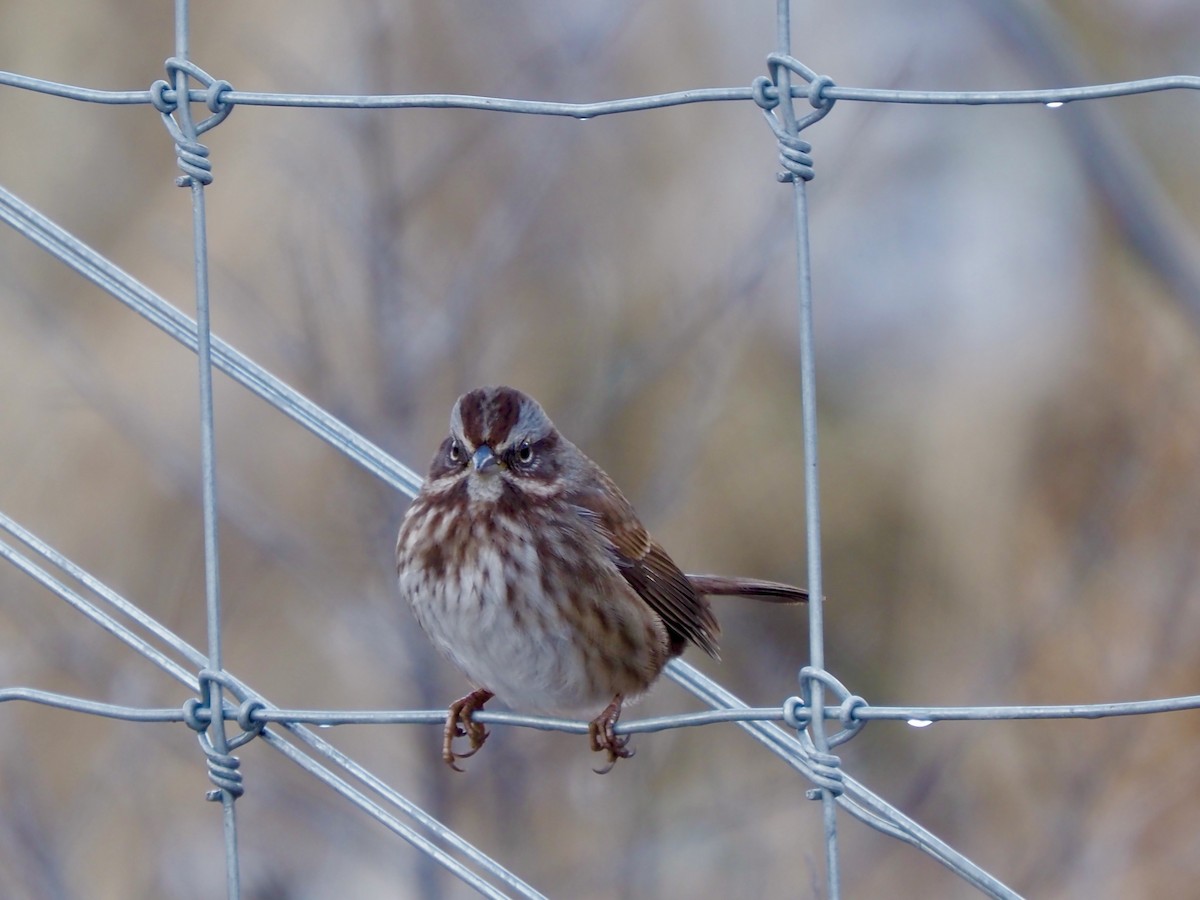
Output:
[572,213,787,453]
[10,289,349,601]
[636,222,787,519]
[357,1,643,430]
[0,759,71,900]
[975,0,1200,329]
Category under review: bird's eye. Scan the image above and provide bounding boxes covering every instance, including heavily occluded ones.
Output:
[448,440,463,463]
[516,440,534,465]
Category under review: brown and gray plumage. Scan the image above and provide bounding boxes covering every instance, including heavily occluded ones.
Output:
[396,386,807,772]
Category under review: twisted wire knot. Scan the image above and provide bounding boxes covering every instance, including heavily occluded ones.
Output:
[750,74,781,112]
[773,132,816,185]
[752,53,836,182]
[150,58,233,188]
[782,693,810,730]
[784,690,846,797]
[781,669,867,798]
[800,732,845,798]
[198,735,244,801]
[798,665,866,749]
[182,669,265,802]
[782,672,868,796]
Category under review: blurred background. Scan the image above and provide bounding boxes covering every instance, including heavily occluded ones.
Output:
[2,0,1200,897]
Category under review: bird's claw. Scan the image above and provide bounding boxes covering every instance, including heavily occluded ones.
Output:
[442,688,494,771]
[588,695,634,775]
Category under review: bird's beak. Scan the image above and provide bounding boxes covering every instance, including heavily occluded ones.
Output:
[472,445,499,473]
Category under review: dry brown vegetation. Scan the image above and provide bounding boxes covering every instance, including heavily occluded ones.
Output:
[2,2,1200,898]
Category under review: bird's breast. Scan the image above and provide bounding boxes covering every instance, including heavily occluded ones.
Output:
[399,498,670,714]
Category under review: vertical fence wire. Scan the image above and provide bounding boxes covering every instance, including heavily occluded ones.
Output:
[170,0,241,891]
[772,1,839,895]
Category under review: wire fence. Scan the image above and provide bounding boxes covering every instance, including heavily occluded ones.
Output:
[2,1,1199,898]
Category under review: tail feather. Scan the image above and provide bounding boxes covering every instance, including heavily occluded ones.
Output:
[686,574,809,604]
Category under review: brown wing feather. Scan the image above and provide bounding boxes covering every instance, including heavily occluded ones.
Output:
[570,469,721,659]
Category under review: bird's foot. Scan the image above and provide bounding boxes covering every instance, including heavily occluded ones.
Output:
[588,695,634,774]
[443,688,494,772]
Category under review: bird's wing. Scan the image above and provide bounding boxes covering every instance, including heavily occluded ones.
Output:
[570,470,720,659]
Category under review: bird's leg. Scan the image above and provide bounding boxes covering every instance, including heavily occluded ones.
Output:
[588,694,634,774]
[443,688,494,772]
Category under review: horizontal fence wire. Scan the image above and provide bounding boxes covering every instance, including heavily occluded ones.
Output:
[2,68,1199,114]
[2,6,1199,898]
[7,678,1200,731]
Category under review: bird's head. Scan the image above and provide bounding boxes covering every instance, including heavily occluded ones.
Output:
[428,386,571,502]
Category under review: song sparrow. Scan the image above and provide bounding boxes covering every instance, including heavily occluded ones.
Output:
[396,386,807,773]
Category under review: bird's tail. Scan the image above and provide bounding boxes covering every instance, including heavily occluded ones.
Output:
[686,574,809,604]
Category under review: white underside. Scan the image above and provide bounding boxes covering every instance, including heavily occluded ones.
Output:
[405,555,620,716]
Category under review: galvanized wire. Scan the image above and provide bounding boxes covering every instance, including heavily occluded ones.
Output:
[6,479,1200,900]
[753,0,845,894]
[0,511,545,900]
[2,69,1197,116]
[1,4,1200,899]
[159,3,242,893]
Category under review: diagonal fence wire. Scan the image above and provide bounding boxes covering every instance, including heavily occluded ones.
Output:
[4,424,1200,900]
[0,170,1026,898]
[0,509,545,900]
[7,481,1198,900]
[0,182,422,498]
[7,170,1200,897]
[7,470,1200,900]
[2,2,1200,898]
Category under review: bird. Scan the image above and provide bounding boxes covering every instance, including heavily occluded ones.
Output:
[396,385,808,773]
